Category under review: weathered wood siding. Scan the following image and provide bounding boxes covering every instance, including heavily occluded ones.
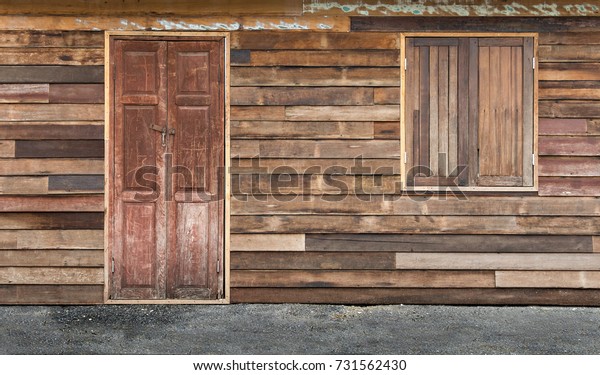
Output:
[1,18,600,305]
[0,31,105,304]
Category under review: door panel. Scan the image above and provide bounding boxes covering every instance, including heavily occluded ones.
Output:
[111,38,224,301]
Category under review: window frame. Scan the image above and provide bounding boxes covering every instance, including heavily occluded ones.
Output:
[400,32,539,192]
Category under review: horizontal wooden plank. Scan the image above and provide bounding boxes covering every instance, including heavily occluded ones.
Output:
[232,50,400,67]
[0,213,103,230]
[0,84,48,103]
[351,17,600,32]
[374,121,400,139]
[0,284,103,304]
[230,106,285,121]
[231,67,400,86]
[231,158,401,175]
[232,140,400,158]
[0,140,15,158]
[231,251,395,270]
[539,81,600,100]
[0,159,104,175]
[539,63,600,81]
[539,177,600,196]
[48,175,104,192]
[231,234,305,251]
[305,234,593,253]
[232,195,600,216]
[0,249,103,267]
[539,118,588,135]
[231,121,375,139]
[231,215,600,235]
[594,236,600,253]
[14,140,104,158]
[539,101,600,118]
[539,136,600,156]
[0,176,48,195]
[0,230,103,250]
[231,32,400,50]
[0,66,103,83]
[0,267,102,284]
[0,31,104,47]
[231,87,374,106]
[231,287,600,306]
[496,271,600,288]
[0,48,103,65]
[539,157,600,177]
[232,175,402,195]
[0,195,103,212]
[539,32,600,45]
[286,105,400,121]
[232,270,495,288]
[0,104,104,122]
[538,45,600,62]
[373,87,400,105]
[49,84,104,103]
[395,253,600,271]
[0,124,103,140]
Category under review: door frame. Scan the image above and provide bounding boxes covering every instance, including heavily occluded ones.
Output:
[104,31,231,304]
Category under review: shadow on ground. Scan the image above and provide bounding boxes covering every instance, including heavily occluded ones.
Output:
[1,304,598,354]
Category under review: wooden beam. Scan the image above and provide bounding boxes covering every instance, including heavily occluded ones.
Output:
[0,195,104,212]
[231,67,400,86]
[0,250,103,267]
[231,251,395,269]
[0,230,103,249]
[231,234,305,251]
[0,285,103,304]
[0,159,104,175]
[496,271,600,288]
[231,32,400,50]
[0,267,103,285]
[539,177,600,196]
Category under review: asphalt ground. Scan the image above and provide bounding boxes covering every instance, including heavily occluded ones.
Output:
[1,304,599,354]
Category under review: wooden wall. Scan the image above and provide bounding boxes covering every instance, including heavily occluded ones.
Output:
[0,31,105,303]
[1,18,599,305]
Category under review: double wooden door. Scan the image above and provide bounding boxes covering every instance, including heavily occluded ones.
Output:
[110,37,225,300]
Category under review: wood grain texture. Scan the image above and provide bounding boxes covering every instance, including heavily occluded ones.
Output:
[539,101,600,118]
[539,63,600,81]
[232,195,600,216]
[0,250,103,267]
[0,230,103,249]
[496,271,600,288]
[0,213,103,230]
[230,106,285,121]
[0,159,103,175]
[49,84,104,103]
[0,84,48,103]
[231,270,495,288]
[594,236,600,253]
[231,287,600,306]
[539,157,600,177]
[0,267,102,284]
[230,158,400,174]
[539,118,588,135]
[231,252,395,269]
[48,175,104,192]
[305,234,593,253]
[231,67,400,86]
[232,215,600,235]
[539,32,600,45]
[231,234,305,251]
[395,253,600,271]
[0,195,103,212]
[0,285,103,304]
[539,177,600,196]
[231,32,400,50]
[0,31,104,47]
[232,140,400,158]
[0,104,104,121]
[231,87,374,106]
[15,140,104,158]
[0,48,103,65]
[538,45,600,62]
[231,121,375,139]
[539,136,600,156]
[0,124,103,140]
[232,50,400,67]
[351,17,600,32]
[285,106,400,121]
[0,66,103,83]
[0,176,48,195]
[0,140,15,158]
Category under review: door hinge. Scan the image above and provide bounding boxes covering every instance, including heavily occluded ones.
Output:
[404,58,407,71]
[532,153,536,166]
[111,257,115,273]
[532,57,536,70]
[216,259,221,273]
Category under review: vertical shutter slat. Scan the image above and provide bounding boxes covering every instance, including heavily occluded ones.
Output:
[522,37,535,186]
[468,38,479,186]
[457,38,470,186]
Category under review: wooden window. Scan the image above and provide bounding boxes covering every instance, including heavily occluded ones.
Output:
[403,35,537,190]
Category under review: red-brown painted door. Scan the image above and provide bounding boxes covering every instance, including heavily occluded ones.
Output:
[111,38,224,300]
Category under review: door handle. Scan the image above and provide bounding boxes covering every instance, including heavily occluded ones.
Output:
[149,125,167,147]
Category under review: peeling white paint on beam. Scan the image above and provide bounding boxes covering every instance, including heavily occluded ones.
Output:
[303,1,600,16]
